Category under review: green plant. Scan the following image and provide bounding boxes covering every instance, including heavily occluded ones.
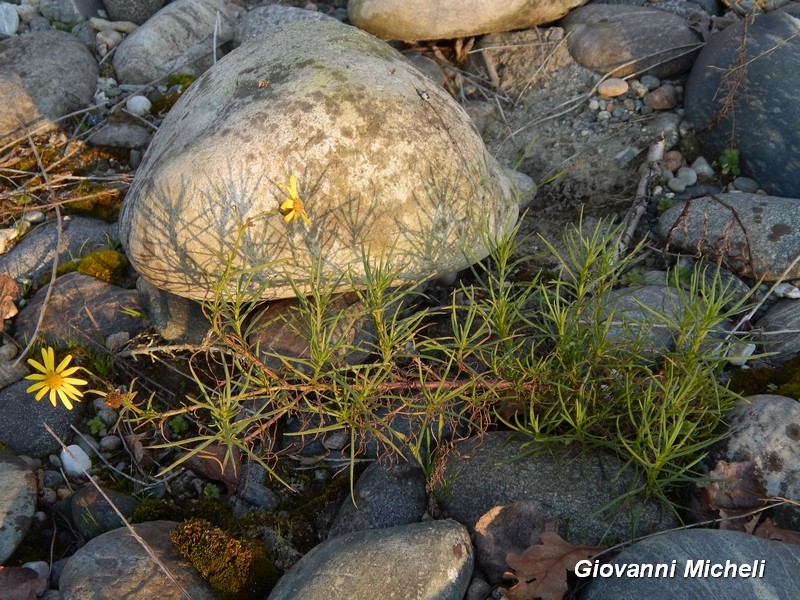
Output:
[87,416,105,435]
[717,148,741,177]
[122,214,749,509]
[656,197,673,214]
[168,415,189,435]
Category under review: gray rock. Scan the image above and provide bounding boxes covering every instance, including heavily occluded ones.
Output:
[436,432,679,545]
[347,0,588,41]
[39,0,103,25]
[119,19,520,301]
[0,216,116,284]
[562,4,703,78]
[112,0,236,85]
[268,520,473,600]
[135,278,210,344]
[658,193,800,281]
[58,520,219,599]
[733,176,760,193]
[15,272,147,347]
[705,394,800,528]
[0,2,19,35]
[754,299,800,363]
[0,380,82,457]
[0,452,37,563]
[582,529,800,600]
[86,120,153,148]
[597,284,690,357]
[234,5,338,47]
[70,485,139,539]
[685,12,800,197]
[327,459,427,538]
[100,0,165,25]
[0,31,98,144]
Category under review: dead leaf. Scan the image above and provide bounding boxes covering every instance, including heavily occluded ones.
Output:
[0,274,20,320]
[0,566,48,600]
[184,444,241,494]
[502,531,606,600]
[702,460,766,512]
[753,518,800,545]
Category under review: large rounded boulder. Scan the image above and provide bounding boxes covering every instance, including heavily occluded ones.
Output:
[347,0,587,41]
[119,20,519,301]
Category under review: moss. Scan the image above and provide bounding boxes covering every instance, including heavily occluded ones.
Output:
[66,182,124,221]
[40,249,127,287]
[132,497,236,530]
[77,249,127,284]
[151,74,197,116]
[171,519,279,599]
[729,355,800,399]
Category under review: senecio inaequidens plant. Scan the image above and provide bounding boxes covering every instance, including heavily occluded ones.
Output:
[34,203,750,509]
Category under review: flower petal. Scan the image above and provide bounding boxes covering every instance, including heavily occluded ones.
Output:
[24,374,47,382]
[59,365,82,377]
[26,381,45,393]
[26,358,46,373]
[62,377,88,387]
[42,347,55,371]
[56,354,73,372]
[48,388,57,407]
[34,386,49,401]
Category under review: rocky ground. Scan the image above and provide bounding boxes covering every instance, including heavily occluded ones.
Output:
[1,0,800,599]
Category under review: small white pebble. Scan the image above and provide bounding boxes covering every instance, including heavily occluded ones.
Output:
[125,95,152,117]
[690,156,715,178]
[773,282,800,299]
[60,445,91,476]
[21,210,45,223]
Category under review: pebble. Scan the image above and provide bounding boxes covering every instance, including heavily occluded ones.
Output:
[675,166,697,187]
[662,150,683,174]
[644,84,678,110]
[597,110,611,121]
[60,445,92,476]
[629,79,648,97]
[0,1,19,35]
[588,98,599,111]
[667,177,687,193]
[773,282,800,299]
[691,156,715,178]
[597,77,629,98]
[733,176,760,193]
[640,74,661,90]
[96,29,122,57]
[124,94,152,116]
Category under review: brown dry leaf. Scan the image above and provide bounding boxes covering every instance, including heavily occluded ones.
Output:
[753,518,800,545]
[0,566,48,600]
[703,460,766,512]
[0,274,20,320]
[502,531,606,600]
[184,444,241,494]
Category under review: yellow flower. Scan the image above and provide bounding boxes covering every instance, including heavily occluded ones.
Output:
[24,347,87,410]
[278,175,311,226]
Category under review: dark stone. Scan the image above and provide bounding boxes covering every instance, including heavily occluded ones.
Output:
[15,272,147,348]
[755,299,800,364]
[70,485,139,539]
[327,458,427,538]
[684,12,800,197]
[0,217,117,285]
[101,0,165,25]
[436,432,678,546]
[0,380,82,457]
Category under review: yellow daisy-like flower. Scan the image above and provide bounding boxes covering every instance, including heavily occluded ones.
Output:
[278,175,311,226]
[24,347,87,410]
